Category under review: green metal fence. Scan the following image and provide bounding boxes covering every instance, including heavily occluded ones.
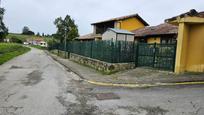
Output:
[136,43,177,71]
[50,40,135,63]
[49,40,177,71]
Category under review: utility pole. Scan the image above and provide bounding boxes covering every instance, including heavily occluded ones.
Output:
[64,27,67,58]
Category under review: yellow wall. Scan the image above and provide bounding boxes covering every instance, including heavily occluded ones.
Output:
[185,24,204,72]
[116,17,146,31]
[147,37,161,44]
[174,22,204,73]
[174,23,190,73]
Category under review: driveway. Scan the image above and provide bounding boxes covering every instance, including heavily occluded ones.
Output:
[0,48,204,115]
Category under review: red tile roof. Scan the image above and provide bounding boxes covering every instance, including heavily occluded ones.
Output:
[132,23,178,37]
[165,9,204,22]
[91,14,149,26]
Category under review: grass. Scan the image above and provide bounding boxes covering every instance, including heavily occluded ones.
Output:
[30,45,47,50]
[6,33,52,42]
[0,43,31,65]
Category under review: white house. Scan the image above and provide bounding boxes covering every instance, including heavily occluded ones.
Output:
[39,41,47,47]
[102,28,135,42]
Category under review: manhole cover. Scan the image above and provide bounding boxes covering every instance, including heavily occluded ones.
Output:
[96,93,120,100]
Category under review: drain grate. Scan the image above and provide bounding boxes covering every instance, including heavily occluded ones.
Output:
[96,93,120,100]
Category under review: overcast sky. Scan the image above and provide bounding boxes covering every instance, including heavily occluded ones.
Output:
[2,0,204,35]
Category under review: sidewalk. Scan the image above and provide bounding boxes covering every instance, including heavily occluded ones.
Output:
[46,51,204,87]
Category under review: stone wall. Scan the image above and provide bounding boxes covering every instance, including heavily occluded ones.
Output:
[69,53,135,74]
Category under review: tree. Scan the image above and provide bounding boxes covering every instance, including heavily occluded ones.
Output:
[22,26,35,35]
[36,32,40,36]
[0,8,8,42]
[54,15,79,43]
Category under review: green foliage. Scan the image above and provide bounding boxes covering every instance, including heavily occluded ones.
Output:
[0,8,8,42]
[47,37,57,47]
[0,43,30,64]
[54,15,79,43]
[36,32,41,36]
[10,36,23,44]
[6,33,52,43]
[30,45,46,50]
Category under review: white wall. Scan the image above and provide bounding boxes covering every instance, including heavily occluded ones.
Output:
[102,30,116,41]
[117,34,134,42]
[102,30,135,42]
[126,34,135,42]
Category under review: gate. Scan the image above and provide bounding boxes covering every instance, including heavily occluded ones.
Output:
[135,43,177,71]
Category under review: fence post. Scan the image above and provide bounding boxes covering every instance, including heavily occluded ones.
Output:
[135,42,139,67]
[153,43,157,68]
[118,41,121,62]
[172,42,177,72]
[67,41,70,59]
[90,41,93,58]
[111,39,114,63]
[57,43,59,56]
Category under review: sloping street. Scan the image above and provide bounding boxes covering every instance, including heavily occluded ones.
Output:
[0,48,204,115]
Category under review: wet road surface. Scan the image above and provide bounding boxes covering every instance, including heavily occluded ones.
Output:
[0,48,204,115]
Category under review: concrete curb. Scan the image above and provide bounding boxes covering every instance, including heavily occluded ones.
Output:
[46,51,204,88]
[85,80,204,88]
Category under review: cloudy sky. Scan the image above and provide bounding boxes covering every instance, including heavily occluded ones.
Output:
[2,0,204,35]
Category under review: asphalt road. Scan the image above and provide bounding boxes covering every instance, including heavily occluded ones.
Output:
[0,48,204,115]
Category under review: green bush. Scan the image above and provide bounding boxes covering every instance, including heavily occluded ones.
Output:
[10,36,23,44]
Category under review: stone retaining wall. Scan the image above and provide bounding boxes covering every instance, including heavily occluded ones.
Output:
[69,53,135,74]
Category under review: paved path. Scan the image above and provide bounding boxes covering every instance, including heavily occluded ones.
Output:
[0,48,204,115]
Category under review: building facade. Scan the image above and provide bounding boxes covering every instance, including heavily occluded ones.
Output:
[76,14,149,41]
[166,9,204,73]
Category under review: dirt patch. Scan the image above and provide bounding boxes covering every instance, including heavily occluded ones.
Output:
[10,65,23,69]
[139,106,168,115]
[4,92,16,102]
[117,106,168,115]
[57,80,98,115]
[95,93,120,100]
[22,70,43,86]
[20,95,28,100]
[0,106,23,115]
[0,76,5,83]
[118,106,141,113]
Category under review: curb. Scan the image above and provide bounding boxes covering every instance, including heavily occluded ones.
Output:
[46,51,204,88]
[85,80,204,88]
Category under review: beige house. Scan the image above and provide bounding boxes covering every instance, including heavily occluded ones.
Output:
[102,28,135,42]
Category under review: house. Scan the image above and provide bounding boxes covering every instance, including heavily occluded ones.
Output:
[132,23,178,44]
[102,28,135,42]
[76,13,149,41]
[28,38,48,47]
[39,41,47,47]
[165,9,204,73]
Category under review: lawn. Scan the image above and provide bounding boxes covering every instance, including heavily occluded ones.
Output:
[6,33,52,42]
[0,43,31,65]
[30,45,47,50]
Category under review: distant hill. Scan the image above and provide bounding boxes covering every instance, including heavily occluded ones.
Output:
[6,33,52,42]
